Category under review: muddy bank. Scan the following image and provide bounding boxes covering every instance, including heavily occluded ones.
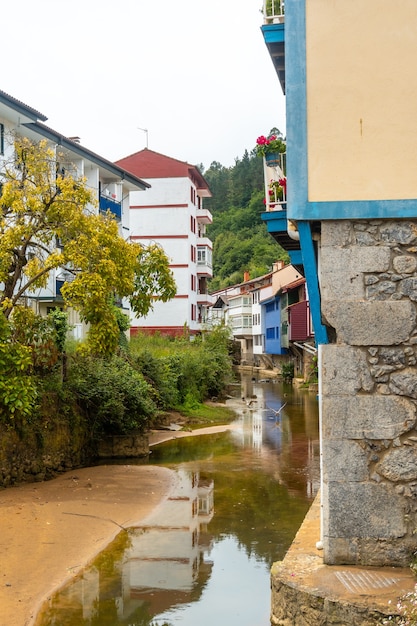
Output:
[0,464,174,626]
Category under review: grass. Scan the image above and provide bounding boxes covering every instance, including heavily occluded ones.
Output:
[173,402,237,430]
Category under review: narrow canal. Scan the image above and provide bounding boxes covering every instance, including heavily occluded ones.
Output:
[35,376,320,626]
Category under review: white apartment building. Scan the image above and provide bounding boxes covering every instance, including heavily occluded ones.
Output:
[116,149,213,337]
[0,89,149,339]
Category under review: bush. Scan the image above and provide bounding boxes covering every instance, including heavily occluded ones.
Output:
[130,326,234,411]
[66,354,158,437]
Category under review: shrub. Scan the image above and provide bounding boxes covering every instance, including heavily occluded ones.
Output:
[66,354,158,437]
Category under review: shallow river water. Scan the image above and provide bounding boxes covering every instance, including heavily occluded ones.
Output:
[35,377,320,626]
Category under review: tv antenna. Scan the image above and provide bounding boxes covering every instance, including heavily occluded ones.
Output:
[137,127,148,149]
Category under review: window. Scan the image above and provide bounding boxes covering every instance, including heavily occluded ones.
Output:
[252,291,260,304]
[0,123,4,155]
[266,327,275,339]
[266,302,275,313]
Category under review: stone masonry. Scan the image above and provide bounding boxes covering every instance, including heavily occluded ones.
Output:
[320,220,417,566]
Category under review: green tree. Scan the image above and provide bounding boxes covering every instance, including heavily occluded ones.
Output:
[0,136,176,356]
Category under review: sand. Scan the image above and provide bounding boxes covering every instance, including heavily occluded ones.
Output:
[0,423,239,626]
[0,463,175,626]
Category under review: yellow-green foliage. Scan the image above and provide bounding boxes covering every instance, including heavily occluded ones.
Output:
[0,136,176,357]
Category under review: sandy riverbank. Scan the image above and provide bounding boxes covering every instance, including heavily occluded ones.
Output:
[0,463,175,626]
[1,423,239,626]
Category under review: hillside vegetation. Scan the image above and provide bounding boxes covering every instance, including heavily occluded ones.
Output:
[202,147,288,291]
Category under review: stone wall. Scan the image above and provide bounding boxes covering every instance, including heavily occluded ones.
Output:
[0,394,149,488]
[320,220,417,566]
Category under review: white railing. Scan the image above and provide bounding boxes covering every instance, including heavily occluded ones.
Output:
[263,152,287,212]
[263,0,285,24]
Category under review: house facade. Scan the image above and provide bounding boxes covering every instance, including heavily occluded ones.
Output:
[115,149,213,337]
[0,89,149,339]
[208,262,311,373]
[260,0,417,569]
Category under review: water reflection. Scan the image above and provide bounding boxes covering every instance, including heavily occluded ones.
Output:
[35,378,319,626]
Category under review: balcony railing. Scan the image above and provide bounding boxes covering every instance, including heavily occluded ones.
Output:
[263,0,285,24]
[99,194,122,221]
[264,152,286,212]
[196,207,213,225]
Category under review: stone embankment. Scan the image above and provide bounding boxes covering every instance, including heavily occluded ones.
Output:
[271,496,416,625]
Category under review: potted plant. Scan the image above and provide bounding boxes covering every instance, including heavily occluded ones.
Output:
[269,178,286,202]
[255,131,286,167]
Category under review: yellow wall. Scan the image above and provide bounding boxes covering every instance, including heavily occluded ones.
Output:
[306,0,417,202]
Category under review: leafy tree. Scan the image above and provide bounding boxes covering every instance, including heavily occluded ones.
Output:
[0,310,37,419]
[0,136,176,355]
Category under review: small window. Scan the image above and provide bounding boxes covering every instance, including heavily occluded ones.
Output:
[0,123,4,155]
[266,327,275,339]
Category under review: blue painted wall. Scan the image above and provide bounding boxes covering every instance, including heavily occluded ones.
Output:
[263,296,287,355]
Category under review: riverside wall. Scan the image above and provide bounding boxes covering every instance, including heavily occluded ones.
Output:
[320,220,417,567]
[0,394,149,488]
[271,219,417,625]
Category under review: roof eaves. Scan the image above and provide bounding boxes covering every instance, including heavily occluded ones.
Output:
[0,89,48,122]
[24,122,151,190]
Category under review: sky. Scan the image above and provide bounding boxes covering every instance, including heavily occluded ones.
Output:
[2,0,285,170]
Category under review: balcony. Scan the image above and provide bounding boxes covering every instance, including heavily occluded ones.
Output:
[230,315,253,339]
[261,1,285,93]
[197,291,214,306]
[99,194,122,221]
[264,153,286,212]
[196,207,213,225]
[197,241,213,277]
[262,0,285,25]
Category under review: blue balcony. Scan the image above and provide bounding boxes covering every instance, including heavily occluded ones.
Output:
[99,195,122,220]
[261,208,302,269]
[261,11,285,93]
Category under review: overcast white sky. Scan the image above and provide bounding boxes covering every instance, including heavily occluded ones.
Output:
[2,0,285,170]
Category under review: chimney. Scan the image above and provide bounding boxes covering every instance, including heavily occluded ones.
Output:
[243,271,250,282]
[273,260,285,272]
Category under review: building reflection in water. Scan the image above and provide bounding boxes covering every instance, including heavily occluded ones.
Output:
[36,377,319,626]
[40,469,215,624]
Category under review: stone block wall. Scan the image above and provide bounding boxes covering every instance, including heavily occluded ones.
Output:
[320,220,417,566]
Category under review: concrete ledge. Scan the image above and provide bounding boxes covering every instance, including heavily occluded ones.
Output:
[270,495,416,625]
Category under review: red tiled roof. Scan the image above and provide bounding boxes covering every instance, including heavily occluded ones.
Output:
[115,148,211,194]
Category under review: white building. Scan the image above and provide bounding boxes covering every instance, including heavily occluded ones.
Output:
[116,149,213,337]
[208,262,302,367]
[0,89,149,339]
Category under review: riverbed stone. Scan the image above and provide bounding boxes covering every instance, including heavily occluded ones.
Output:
[322,395,416,440]
[322,300,416,345]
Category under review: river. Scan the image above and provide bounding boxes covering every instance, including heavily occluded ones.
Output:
[35,376,320,626]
